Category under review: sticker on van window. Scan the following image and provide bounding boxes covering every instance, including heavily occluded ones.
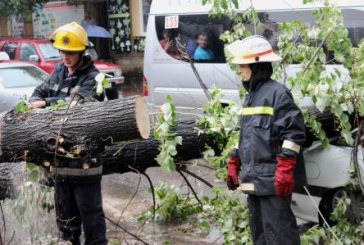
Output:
[165,16,179,29]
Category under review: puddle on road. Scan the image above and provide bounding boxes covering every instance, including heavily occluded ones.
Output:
[1,163,224,244]
[102,166,224,244]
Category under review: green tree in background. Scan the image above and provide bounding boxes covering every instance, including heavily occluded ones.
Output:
[0,0,81,18]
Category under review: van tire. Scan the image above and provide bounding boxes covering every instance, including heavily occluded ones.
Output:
[318,188,345,226]
[319,188,364,226]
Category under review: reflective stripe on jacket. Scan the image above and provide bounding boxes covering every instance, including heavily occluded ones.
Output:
[238,79,306,196]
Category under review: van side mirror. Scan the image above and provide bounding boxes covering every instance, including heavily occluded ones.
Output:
[29,55,40,62]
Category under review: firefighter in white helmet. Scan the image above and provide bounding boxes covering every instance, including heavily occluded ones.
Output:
[225,35,306,245]
[28,22,107,244]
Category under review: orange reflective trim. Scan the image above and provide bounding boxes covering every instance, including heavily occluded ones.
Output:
[242,49,273,59]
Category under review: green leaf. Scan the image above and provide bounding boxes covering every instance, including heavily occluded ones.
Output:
[14,99,30,113]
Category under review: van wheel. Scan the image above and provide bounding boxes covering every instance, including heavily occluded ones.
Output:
[345,191,364,223]
[319,188,364,226]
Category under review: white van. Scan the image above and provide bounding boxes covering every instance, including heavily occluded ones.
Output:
[143,0,364,224]
[144,0,363,112]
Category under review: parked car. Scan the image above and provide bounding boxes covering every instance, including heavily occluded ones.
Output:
[0,61,47,112]
[0,37,124,100]
[295,141,364,224]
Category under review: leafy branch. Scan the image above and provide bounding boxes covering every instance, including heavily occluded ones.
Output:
[279,0,356,146]
[196,86,240,178]
[154,95,182,173]
[138,182,200,222]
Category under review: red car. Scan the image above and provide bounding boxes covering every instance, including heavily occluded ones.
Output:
[0,37,123,99]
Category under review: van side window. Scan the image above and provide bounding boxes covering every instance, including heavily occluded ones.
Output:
[155,15,231,63]
[267,9,364,63]
[158,28,180,59]
[155,8,364,64]
[342,9,364,47]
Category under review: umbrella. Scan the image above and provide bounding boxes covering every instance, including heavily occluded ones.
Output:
[84,24,112,38]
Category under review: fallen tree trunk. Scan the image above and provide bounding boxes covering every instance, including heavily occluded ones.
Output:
[0,96,150,164]
[0,117,218,200]
[0,104,356,200]
[100,117,218,174]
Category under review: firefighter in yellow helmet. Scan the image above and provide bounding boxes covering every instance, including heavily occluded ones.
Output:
[28,22,107,244]
[225,35,306,245]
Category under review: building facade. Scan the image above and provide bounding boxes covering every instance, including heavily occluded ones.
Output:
[1,0,151,73]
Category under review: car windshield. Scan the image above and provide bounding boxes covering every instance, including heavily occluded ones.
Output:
[39,43,61,60]
[0,66,46,88]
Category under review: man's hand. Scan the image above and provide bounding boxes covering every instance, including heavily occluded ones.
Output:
[226,156,240,190]
[27,100,46,109]
[275,156,296,196]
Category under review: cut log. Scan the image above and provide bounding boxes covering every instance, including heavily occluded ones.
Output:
[100,117,219,174]
[0,96,150,164]
[0,117,218,199]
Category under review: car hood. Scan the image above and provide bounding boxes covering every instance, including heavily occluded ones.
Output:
[44,59,60,64]
[93,60,120,70]
[0,86,35,112]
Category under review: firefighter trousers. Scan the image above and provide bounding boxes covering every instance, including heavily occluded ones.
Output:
[247,194,300,245]
[55,177,107,245]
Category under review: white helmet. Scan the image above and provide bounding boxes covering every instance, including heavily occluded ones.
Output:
[225,35,282,64]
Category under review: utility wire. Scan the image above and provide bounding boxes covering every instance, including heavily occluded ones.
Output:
[303,186,342,244]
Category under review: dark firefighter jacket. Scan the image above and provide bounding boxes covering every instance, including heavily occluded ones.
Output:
[29,55,103,181]
[236,78,306,196]
[29,55,100,105]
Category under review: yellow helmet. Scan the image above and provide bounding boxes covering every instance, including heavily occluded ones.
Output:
[49,22,88,51]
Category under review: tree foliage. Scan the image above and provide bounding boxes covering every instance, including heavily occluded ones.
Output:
[0,0,48,18]
[0,0,82,18]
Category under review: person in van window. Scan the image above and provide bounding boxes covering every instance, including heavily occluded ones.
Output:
[159,29,179,59]
[225,35,306,245]
[193,32,214,61]
[27,22,107,245]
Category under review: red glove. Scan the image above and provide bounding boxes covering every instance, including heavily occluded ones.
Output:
[226,156,240,190]
[275,156,296,196]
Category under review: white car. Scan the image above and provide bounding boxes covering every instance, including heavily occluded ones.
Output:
[0,62,47,112]
[292,140,364,224]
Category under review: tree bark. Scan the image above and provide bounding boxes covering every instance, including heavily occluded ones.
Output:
[0,162,26,200]
[100,117,218,174]
[0,117,218,199]
[0,96,150,164]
